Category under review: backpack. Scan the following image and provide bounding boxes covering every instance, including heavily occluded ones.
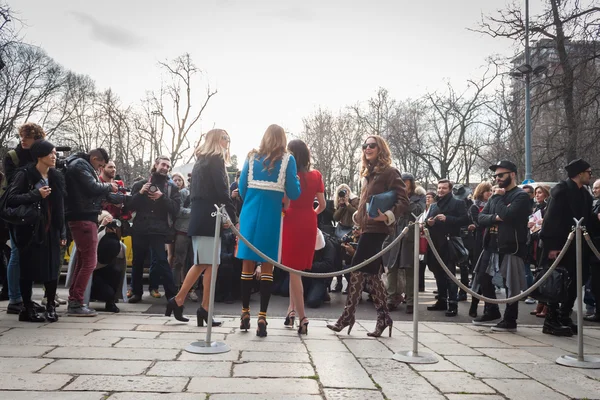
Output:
[0,150,19,197]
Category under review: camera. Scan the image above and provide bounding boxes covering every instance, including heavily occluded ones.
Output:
[106,219,122,229]
[54,146,71,172]
[148,184,158,193]
[338,189,347,198]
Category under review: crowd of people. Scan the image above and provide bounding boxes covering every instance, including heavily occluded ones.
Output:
[0,121,599,340]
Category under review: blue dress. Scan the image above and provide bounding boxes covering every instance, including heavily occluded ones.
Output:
[237,153,301,263]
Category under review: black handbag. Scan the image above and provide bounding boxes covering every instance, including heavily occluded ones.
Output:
[447,235,469,264]
[531,266,571,303]
[0,187,41,226]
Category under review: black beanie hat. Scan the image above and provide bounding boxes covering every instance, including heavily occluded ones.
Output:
[97,232,121,265]
[565,158,591,178]
[30,140,55,160]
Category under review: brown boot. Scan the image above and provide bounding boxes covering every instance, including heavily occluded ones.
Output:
[327,272,364,335]
[531,302,544,315]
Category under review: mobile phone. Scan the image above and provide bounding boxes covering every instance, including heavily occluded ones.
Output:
[34,179,47,190]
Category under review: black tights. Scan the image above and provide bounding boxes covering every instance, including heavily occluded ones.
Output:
[20,279,57,306]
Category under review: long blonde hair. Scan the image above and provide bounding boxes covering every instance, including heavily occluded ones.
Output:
[195,129,231,165]
[360,135,392,177]
[249,124,287,174]
[171,172,187,189]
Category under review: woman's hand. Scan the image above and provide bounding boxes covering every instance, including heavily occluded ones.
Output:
[38,186,51,199]
[60,239,67,247]
[371,209,389,222]
[100,214,113,226]
[528,221,535,229]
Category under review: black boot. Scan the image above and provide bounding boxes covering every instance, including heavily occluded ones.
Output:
[427,300,447,311]
[19,303,45,323]
[543,306,573,337]
[559,310,578,335]
[44,304,59,323]
[445,303,458,317]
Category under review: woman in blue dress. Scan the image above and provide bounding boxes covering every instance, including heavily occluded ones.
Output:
[237,124,301,337]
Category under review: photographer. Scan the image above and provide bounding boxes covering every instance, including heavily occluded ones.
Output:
[128,155,181,304]
[64,148,120,317]
[331,184,359,292]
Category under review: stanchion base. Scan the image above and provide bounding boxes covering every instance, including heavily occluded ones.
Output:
[556,354,600,369]
[185,340,230,354]
[393,351,438,364]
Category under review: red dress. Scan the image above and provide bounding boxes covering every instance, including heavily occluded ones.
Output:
[281,170,324,271]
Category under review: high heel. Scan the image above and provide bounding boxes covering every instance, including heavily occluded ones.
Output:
[298,317,309,335]
[166,297,189,322]
[367,312,393,338]
[240,311,251,331]
[197,307,222,327]
[256,316,268,337]
[326,315,355,335]
[284,310,296,328]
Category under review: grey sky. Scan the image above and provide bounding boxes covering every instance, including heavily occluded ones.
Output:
[14,0,541,164]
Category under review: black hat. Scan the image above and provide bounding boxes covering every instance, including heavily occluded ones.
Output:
[401,172,415,182]
[97,232,121,265]
[489,160,518,173]
[452,184,472,200]
[30,140,55,160]
[565,158,591,178]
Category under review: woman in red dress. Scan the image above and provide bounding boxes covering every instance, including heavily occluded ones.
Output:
[281,139,326,335]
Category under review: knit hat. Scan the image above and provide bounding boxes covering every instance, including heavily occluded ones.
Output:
[565,158,591,178]
[30,140,55,160]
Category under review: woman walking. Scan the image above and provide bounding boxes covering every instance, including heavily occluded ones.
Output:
[327,135,409,337]
[166,129,238,326]
[237,124,301,337]
[281,139,326,335]
[7,140,66,322]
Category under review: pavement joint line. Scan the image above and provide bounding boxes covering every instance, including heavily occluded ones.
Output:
[299,331,325,398]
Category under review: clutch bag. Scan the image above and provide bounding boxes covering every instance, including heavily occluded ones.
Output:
[366,190,396,218]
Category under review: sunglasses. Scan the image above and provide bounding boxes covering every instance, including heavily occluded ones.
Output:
[492,172,511,179]
[583,170,593,175]
[362,143,378,150]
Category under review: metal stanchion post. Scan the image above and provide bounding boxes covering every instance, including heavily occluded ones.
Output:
[556,218,600,369]
[185,206,230,354]
[393,220,437,364]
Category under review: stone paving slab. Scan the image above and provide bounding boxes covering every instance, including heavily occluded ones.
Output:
[240,350,310,363]
[450,334,513,348]
[108,394,203,400]
[0,334,119,347]
[483,378,569,400]
[233,361,315,378]
[304,339,348,353]
[148,361,231,377]
[210,395,321,400]
[343,338,394,358]
[424,342,483,356]
[177,349,241,361]
[445,355,527,378]
[313,350,375,389]
[477,347,552,364]
[0,391,107,399]
[445,396,506,400]
[0,372,73,390]
[420,371,496,394]
[65,375,189,392]
[44,346,179,361]
[157,331,226,340]
[0,344,54,357]
[40,359,152,375]
[86,329,160,339]
[0,357,53,373]
[509,363,600,399]
[187,377,321,394]
[323,388,385,400]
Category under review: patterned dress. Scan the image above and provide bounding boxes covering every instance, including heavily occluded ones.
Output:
[237,153,301,263]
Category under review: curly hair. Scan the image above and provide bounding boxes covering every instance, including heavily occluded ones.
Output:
[360,135,392,177]
[18,122,46,140]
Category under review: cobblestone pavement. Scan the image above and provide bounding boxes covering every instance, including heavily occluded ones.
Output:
[1,295,600,400]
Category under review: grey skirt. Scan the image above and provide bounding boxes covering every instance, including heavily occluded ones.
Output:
[191,236,221,265]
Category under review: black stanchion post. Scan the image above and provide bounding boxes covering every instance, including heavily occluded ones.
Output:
[556,218,600,369]
[393,218,437,364]
[185,205,230,354]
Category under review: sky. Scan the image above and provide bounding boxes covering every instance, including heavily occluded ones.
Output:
[10,0,544,165]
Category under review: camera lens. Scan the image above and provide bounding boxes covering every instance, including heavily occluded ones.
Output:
[338,190,347,197]
[149,185,158,193]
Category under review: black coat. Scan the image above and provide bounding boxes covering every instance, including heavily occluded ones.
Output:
[478,186,531,258]
[64,154,114,222]
[540,179,600,266]
[427,194,469,245]
[130,173,181,236]
[7,165,66,282]
[3,144,34,184]
[187,155,238,238]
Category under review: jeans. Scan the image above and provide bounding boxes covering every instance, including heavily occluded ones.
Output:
[131,234,176,299]
[479,255,519,322]
[7,231,21,304]
[304,278,328,308]
[68,221,99,304]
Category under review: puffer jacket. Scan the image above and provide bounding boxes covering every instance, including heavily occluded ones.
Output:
[64,153,115,222]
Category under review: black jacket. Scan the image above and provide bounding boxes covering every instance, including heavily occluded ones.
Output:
[130,173,181,236]
[3,144,34,184]
[64,154,114,222]
[7,165,66,281]
[478,186,531,258]
[540,179,600,266]
[427,194,469,244]
[187,155,238,237]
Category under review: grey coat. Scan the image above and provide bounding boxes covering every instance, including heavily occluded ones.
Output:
[382,187,426,270]
[174,187,191,233]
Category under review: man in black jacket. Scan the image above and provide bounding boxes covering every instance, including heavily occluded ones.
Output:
[472,161,531,332]
[304,232,337,308]
[65,149,119,316]
[540,159,600,336]
[128,155,181,303]
[426,179,470,317]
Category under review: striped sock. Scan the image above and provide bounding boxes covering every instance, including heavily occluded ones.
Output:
[241,273,254,310]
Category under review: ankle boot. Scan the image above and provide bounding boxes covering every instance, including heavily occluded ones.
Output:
[19,303,45,323]
[559,309,578,335]
[445,302,458,317]
[427,300,447,311]
[531,302,544,315]
[543,306,573,337]
[44,304,59,322]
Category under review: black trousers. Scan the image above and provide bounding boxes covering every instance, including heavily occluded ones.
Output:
[131,234,176,299]
[91,264,122,303]
[427,242,458,304]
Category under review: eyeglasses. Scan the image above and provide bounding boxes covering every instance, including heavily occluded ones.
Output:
[362,143,378,150]
[492,172,511,179]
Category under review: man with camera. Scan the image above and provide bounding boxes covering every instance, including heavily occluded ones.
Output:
[65,148,120,316]
[332,184,358,292]
[128,155,181,304]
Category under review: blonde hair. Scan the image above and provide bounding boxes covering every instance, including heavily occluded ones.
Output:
[473,181,492,201]
[249,124,287,174]
[360,135,392,177]
[194,129,231,165]
[171,172,187,189]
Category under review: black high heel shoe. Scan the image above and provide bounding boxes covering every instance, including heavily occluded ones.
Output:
[165,297,189,322]
[298,317,309,335]
[284,310,296,328]
[256,316,268,337]
[196,307,223,327]
[240,311,251,331]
